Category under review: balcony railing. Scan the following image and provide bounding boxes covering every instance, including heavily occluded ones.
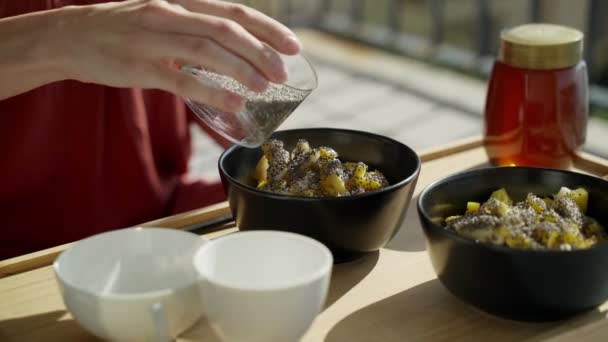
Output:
[238,0,608,114]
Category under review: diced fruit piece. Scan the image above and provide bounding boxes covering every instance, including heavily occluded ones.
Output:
[319,147,338,160]
[466,201,480,214]
[506,233,532,249]
[494,226,511,244]
[353,162,367,178]
[533,229,560,248]
[445,215,461,224]
[583,220,605,241]
[491,188,512,205]
[256,179,268,189]
[363,178,382,191]
[528,199,545,213]
[561,231,581,245]
[555,187,589,214]
[546,231,560,248]
[346,163,380,191]
[495,201,510,216]
[555,187,570,199]
[571,188,588,214]
[343,162,358,171]
[578,238,597,249]
[465,228,495,242]
[347,175,380,191]
[321,174,347,197]
[543,214,556,222]
[255,155,269,181]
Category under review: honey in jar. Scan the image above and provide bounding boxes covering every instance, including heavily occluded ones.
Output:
[484,24,588,168]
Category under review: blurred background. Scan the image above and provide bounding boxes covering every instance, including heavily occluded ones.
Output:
[190,0,608,180]
[241,0,608,95]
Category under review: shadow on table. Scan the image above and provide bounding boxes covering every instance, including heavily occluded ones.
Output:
[325,251,379,309]
[384,194,426,252]
[384,161,497,253]
[0,310,98,342]
[179,315,223,342]
[325,279,606,342]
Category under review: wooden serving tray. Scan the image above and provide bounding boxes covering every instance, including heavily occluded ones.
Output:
[1,135,608,342]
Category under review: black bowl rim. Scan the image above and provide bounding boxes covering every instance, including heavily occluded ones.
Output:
[417,165,608,255]
[218,127,421,202]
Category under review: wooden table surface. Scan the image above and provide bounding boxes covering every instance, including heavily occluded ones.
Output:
[2,137,608,342]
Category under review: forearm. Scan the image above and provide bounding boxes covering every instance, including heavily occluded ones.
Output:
[0,7,73,100]
[0,0,302,111]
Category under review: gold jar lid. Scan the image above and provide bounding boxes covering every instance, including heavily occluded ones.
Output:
[499,23,583,70]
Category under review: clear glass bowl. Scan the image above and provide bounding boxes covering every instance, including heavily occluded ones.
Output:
[182,52,318,148]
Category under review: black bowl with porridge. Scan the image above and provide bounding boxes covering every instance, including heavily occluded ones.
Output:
[417,167,608,321]
[219,128,420,262]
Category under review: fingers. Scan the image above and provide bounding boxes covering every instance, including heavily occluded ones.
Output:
[135,32,268,92]
[133,0,288,83]
[174,0,302,55]
[199,15,288,83]
[147,63,245,113]
[113,0,303,109]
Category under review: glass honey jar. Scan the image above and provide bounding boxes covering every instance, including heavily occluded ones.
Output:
[484,24,588,169]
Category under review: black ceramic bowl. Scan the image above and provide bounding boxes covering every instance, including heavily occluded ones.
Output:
[218,128,421,262]
[417,167,608,321]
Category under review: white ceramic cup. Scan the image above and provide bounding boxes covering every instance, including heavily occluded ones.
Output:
[193,230,333,342]
[53,227,206,342]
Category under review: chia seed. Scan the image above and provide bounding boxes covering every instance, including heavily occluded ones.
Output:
[444,188,606,250]
[191,69,310,146]
[552,196,584,227]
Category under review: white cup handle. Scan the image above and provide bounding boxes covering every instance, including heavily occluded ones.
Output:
[151,302,171,342]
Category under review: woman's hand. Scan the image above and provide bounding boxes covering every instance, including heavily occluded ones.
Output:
[0,0,302,112]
